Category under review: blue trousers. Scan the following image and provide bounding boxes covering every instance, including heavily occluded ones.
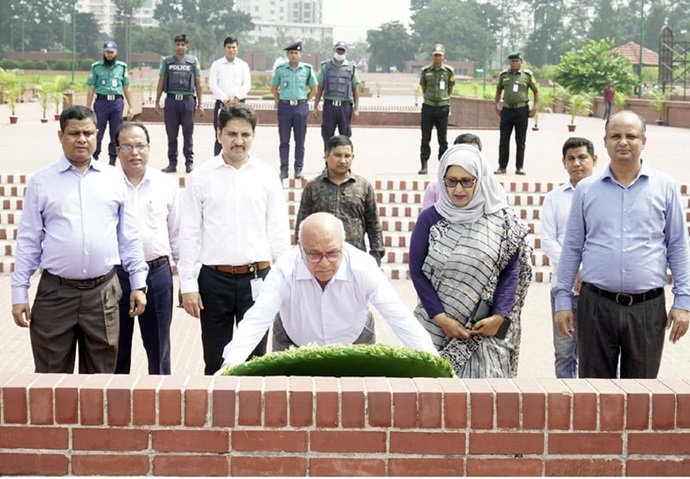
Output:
[277,102,308,172]
[114,262,174,375]
[94,97,124,160]
[164,96,195,166]
[321,100,353,149]
[550,289,578,378]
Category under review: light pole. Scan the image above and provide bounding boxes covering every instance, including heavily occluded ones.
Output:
[483,21,489,97]
[638,0,645,98]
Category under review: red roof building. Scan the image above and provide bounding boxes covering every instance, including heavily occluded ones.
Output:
[612,41,659,66]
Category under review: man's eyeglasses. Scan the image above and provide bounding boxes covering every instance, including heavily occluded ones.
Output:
[118,144,149,154]
[303,250,343,263]
[443,176,476,189]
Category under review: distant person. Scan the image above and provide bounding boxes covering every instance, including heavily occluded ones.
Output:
[155,34,204,174]
[313,41,360,149]
[217,212,438,373]
[86,40,134,165]
[541,137,598,378]
[554,111,690,379]
[422,133,482,210]
[209,36,251,156]
[271,40,318,180]
[11,106,148,374]
[114,121,180,375]
[494,51,539,176]
[418,43,455,175]
[603,82,615,121]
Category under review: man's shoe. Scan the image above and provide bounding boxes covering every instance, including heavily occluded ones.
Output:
[108,156,117,166]
[186,164,193,173]
[515,169,526,175]
[418,167,428,175]
[294,169,303,180]
[279,170,288,180]
[494,168,507,174]
[161,164,177,173]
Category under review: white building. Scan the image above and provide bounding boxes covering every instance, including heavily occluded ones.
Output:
[76,0,157,36]
[235,0,333,43]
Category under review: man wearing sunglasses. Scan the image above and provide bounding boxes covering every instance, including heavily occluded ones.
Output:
[217,212,437,372]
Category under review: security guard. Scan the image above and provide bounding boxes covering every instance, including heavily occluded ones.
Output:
[86,40,134,165]
[313,41,360,150]
[418,43,455,175]
[155,34,204,174]
[271,40,318,180]
[494,51,539,175]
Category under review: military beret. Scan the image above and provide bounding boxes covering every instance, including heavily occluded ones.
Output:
[284,41,303,52]
[508,51,522,60]
[432,43,445,55]
[103,40,118,51]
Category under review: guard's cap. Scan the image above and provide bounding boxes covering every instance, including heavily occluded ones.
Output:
[103,40,118,51]
[508,51,522,60]
[284,41,302,52]
[432,43,445,55]
[334,41,348,51]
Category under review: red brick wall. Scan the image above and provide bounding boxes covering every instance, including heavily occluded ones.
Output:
[1,374,689,476]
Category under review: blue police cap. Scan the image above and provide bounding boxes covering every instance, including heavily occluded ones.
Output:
[284,41,302,52]
[103,40,118,51]
[334,41,348,51]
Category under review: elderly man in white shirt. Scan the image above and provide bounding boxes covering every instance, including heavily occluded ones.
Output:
[209,36,251,156]
[218,212,438,372]
[179,104,291,375]
[114,121,180,375]
[541,137,597,378]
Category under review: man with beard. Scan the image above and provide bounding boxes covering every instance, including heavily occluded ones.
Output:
[86,40,134,165]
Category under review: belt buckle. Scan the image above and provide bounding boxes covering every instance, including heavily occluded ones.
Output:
[107,95,115,101]
[175,94,184,101]
[77,280,96,290]
[332,100,342,107]
[615,293,634,306]
[289,100,298,106]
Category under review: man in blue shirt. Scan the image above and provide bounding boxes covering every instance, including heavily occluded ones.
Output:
[554,111,690,378]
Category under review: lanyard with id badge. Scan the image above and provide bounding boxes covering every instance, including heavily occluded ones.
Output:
[250,269,265,300]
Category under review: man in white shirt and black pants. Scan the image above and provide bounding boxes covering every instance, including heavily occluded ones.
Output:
[209,36,251,156]
[179,104,291,375]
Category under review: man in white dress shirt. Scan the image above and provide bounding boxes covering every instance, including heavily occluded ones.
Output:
[541,137,597,378]
[209,36,251,156]
[114,121,180,374]
[179,104,291,375]
[218,212,438,372]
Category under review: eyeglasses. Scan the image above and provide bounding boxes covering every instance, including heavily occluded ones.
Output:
[303,250,342,263]
[443,176,476,189]
[118,144,149,154]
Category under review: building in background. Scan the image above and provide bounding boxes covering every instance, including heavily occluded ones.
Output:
[76,0,157,35]
[235,0,333,43]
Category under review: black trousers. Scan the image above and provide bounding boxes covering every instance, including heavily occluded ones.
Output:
[577,283,666,379]
[420,104,449,163]
[498,106,529,170]
[198,265,269,375]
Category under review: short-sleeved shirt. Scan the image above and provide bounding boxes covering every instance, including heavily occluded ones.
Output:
[87,60,130,95]
[497,69,538,105]
[420,64,455,106]
[160,55,201,95]
[271,62,317,101]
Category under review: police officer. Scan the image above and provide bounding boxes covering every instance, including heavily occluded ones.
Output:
[155,34,204,174]
[313,41,360,150]
[271,40,318,180]
[494,51,539,176]
[86,40,134,165]
[418,43,455,175]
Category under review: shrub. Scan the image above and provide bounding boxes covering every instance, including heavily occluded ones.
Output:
[19,60,36,70]
[34,60,50,70]
[52,59,72,71]
[0,59,19,69]
[80,58,95,71]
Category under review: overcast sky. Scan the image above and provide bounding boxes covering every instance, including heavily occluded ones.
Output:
[322,0,411,44]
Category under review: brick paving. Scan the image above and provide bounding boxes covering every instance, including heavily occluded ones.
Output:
[1,97,690,378]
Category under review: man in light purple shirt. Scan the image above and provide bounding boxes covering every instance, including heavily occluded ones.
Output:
[554,111,690,378]
[11,105,148,374]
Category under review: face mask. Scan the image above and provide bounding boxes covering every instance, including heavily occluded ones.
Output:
[334,53,346,62]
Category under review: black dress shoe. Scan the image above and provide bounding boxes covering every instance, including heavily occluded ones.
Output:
[294,170,303,180]
[186,164,193,173]
[494,168,507,174]
[418,167,428,175]
[515,169,526,175]
[161,164,177,173]
[108,156,117,166]
[279,170,288,180]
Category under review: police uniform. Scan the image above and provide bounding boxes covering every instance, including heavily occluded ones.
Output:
[160,52,201,172]
[419,43,455,174]
[495,51,538,175]
[316,41,360,148]
[271,41,318,179]
[87,40,131,164]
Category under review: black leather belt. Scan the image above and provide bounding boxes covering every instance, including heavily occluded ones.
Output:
[206,262,271,275]
[96,94,123,100]
[47,268,116,290]
[279,99,307,105]
[324,99,351,107]
[584,282,663,306]
[147,256,169,269]
[167,94,194,100]
[503,102,528,109]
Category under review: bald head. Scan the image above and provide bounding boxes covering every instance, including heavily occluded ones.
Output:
[605,110,646,138]
[299,213,346,288]
[299,212,345,245]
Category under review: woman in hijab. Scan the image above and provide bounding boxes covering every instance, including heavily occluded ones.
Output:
[409,144,532,377]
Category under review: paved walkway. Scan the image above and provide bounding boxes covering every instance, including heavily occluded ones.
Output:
[1,98,690,378]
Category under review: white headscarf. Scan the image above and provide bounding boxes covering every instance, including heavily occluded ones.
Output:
[434,144,509,224]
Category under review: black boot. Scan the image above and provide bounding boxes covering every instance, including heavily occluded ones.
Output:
[418,160,428,175]
[108,156,117,166]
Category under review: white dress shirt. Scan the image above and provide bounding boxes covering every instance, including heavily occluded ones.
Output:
[178,155,291,293]
[122,167,180,263]
[222,243,438,366]
[209,56,251,102]
[541,181,574,288]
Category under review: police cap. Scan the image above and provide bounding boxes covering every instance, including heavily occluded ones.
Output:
[284,41,303,52]
[103,40,118,51]
[508,51,522,60]
[432,43,445,55]
[334,40,348,51]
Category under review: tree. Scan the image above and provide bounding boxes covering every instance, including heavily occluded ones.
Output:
[552,39,638,95]
[366,21,415,72]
